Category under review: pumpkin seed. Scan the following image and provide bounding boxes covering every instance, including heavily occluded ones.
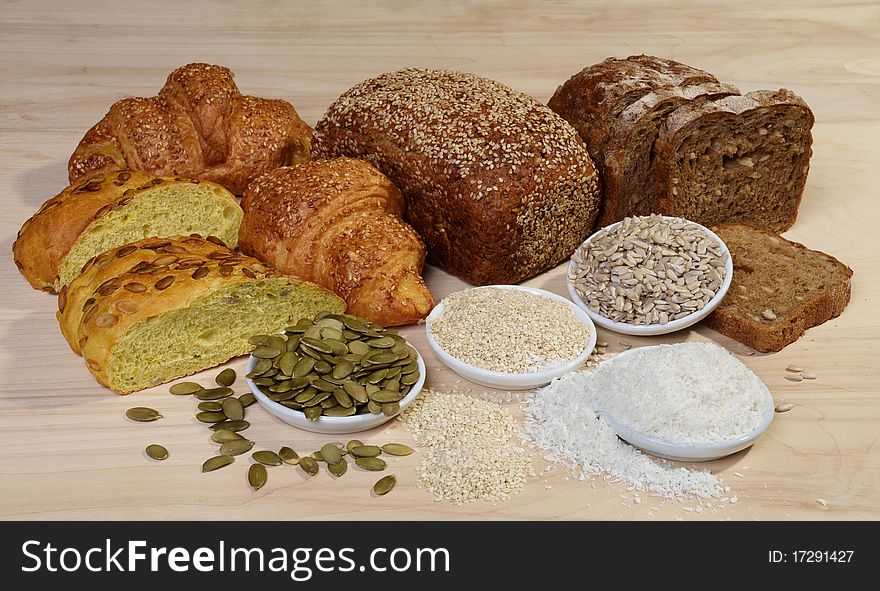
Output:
[145,444,168,460]
[343,381,369,403]
[323,405,356,417]
[197,411,228,423]
[373,474,396,495]
[252,450,282,466]
[321,397,339,410]
[298,456,319,476]
[293,357,316,377]
[381,402,400,417]
[247,359,273,377]
[371,389,403,403]
[277,351,297,376]
[196,387,234,401]
[222,397,244,421]
[355,456,387,471]
[279,446,299,464]
[211,430,244,443]
[252,345,282,359]
[249,335,271,346]
[348,340,371,355]
[368,336,396,349]
[215,368,236,387]
[210,419,250,432]
[321,443,344,465]
[313,361,333,375]
[126,407,162,422]
[169,382,203,395]
[304,407,322,421]
[351,445,381,457]
[346,440,364,454]
[381,443,413,456]
[248,464,267,490]
[332,387,353,408]
[332,359,354,379]
[311,450,324,462]
[239,393,256,408]
[302,337,332,354]
[367,400,382,414]
[328,459,348,477]
[198,401,223,412]
[220,439,255,456]
[202,455,234,472]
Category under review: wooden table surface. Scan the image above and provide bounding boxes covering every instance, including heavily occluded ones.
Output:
[1,0,878,521]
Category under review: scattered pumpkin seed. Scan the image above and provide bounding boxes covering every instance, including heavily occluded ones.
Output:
[252,450,282,466]
[222,397,244,421]
[126,407,162,422]
[198,401,223,412]
[355,456,387,471]
[346,440,364,454]
[145,444,168,460]
[196,387,234,401]
[210,419,250,432]
[197,411,228,423]
[373,474,396,495]
[220,439,255,456]
[279,447,299,465]
[351,445,382,458]
[239,393,256,408]
[169,382,203,395]
[211,430,244,443]
[248,463,267,490]
[202,455,234,472]
[298,456,319,476]
[321,443,344,465]
[215,368,236,387]
[328,459,348,477]
[381,443,413,456]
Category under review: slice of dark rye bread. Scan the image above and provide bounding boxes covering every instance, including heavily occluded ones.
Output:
[705,223,852,352]
[655,89,814,232]
[548,55,720,170]
[599,80,740,226]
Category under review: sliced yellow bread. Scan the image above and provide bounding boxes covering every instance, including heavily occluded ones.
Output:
[13,170,243,292]
[705,224,852,352]
[58,236,345,393]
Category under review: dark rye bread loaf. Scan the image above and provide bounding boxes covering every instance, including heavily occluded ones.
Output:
[548,55,720,170]
[313,68,601,285]
[655,89,814,231]
[599,81,739,226]
[705,224,852,352]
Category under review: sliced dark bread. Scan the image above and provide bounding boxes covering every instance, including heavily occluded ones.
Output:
[548,55,719,170]
[599,81,740,226]
[655,89,814,231]
[705,223,852,352]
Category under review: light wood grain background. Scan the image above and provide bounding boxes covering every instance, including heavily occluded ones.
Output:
[1,0,878,520]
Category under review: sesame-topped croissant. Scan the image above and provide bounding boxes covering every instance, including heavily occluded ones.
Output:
[68,63,312,194]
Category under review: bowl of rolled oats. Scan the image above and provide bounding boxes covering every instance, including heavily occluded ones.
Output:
[566,215,733,336]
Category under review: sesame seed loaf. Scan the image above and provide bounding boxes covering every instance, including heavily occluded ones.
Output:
[239,158,434,326]
[599,81,740,226]
[313,68,601,286]
[655,89,814,231]
[13,170,242,293]
[68,63,313,194]
[548,55,720,170]
[705,224,852,352]
[58,236,345,394]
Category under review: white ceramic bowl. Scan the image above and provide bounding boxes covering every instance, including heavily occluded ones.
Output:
[245,341,426,435]
[566,216,734,336]
[598,348,775,462]
[425,285,597,390]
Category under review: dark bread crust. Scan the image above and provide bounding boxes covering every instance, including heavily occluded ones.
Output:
[313,68,601,285]
[655,89,814,231]
[600,81,740,226]
[705,224,852,352]
[548,55,719,169]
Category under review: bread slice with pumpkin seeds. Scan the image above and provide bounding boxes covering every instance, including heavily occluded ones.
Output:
[13,169,243,293]
[58,235,345,394]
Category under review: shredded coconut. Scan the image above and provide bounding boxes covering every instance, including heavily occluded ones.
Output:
[598,343,770,444]
[523,369,725,500]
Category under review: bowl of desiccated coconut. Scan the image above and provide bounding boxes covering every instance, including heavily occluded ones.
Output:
[424,285,597,390]
[566,214,734,336]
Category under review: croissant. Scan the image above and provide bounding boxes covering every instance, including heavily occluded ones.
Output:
[68,63,312,194]
[238,158,434,326]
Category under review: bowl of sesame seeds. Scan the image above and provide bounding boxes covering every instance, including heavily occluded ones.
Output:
[424,285,597,390]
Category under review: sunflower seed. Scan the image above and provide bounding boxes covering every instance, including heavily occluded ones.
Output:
[279,447,299,465]
[775,402,795,413]
[785,365,804,373]
[215,368,236,386]
[145,444,168,460]
[381,443,413,456]
[355,457,387,471]
[298,456,319,476]
[373,474,396,495]
[202,455,234,472]
[126,407,162,422]
[252,450,282,466]
[220,439,255,456]
[785,374,804,382]
[248,464,267,490]
[169,381,203,395]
